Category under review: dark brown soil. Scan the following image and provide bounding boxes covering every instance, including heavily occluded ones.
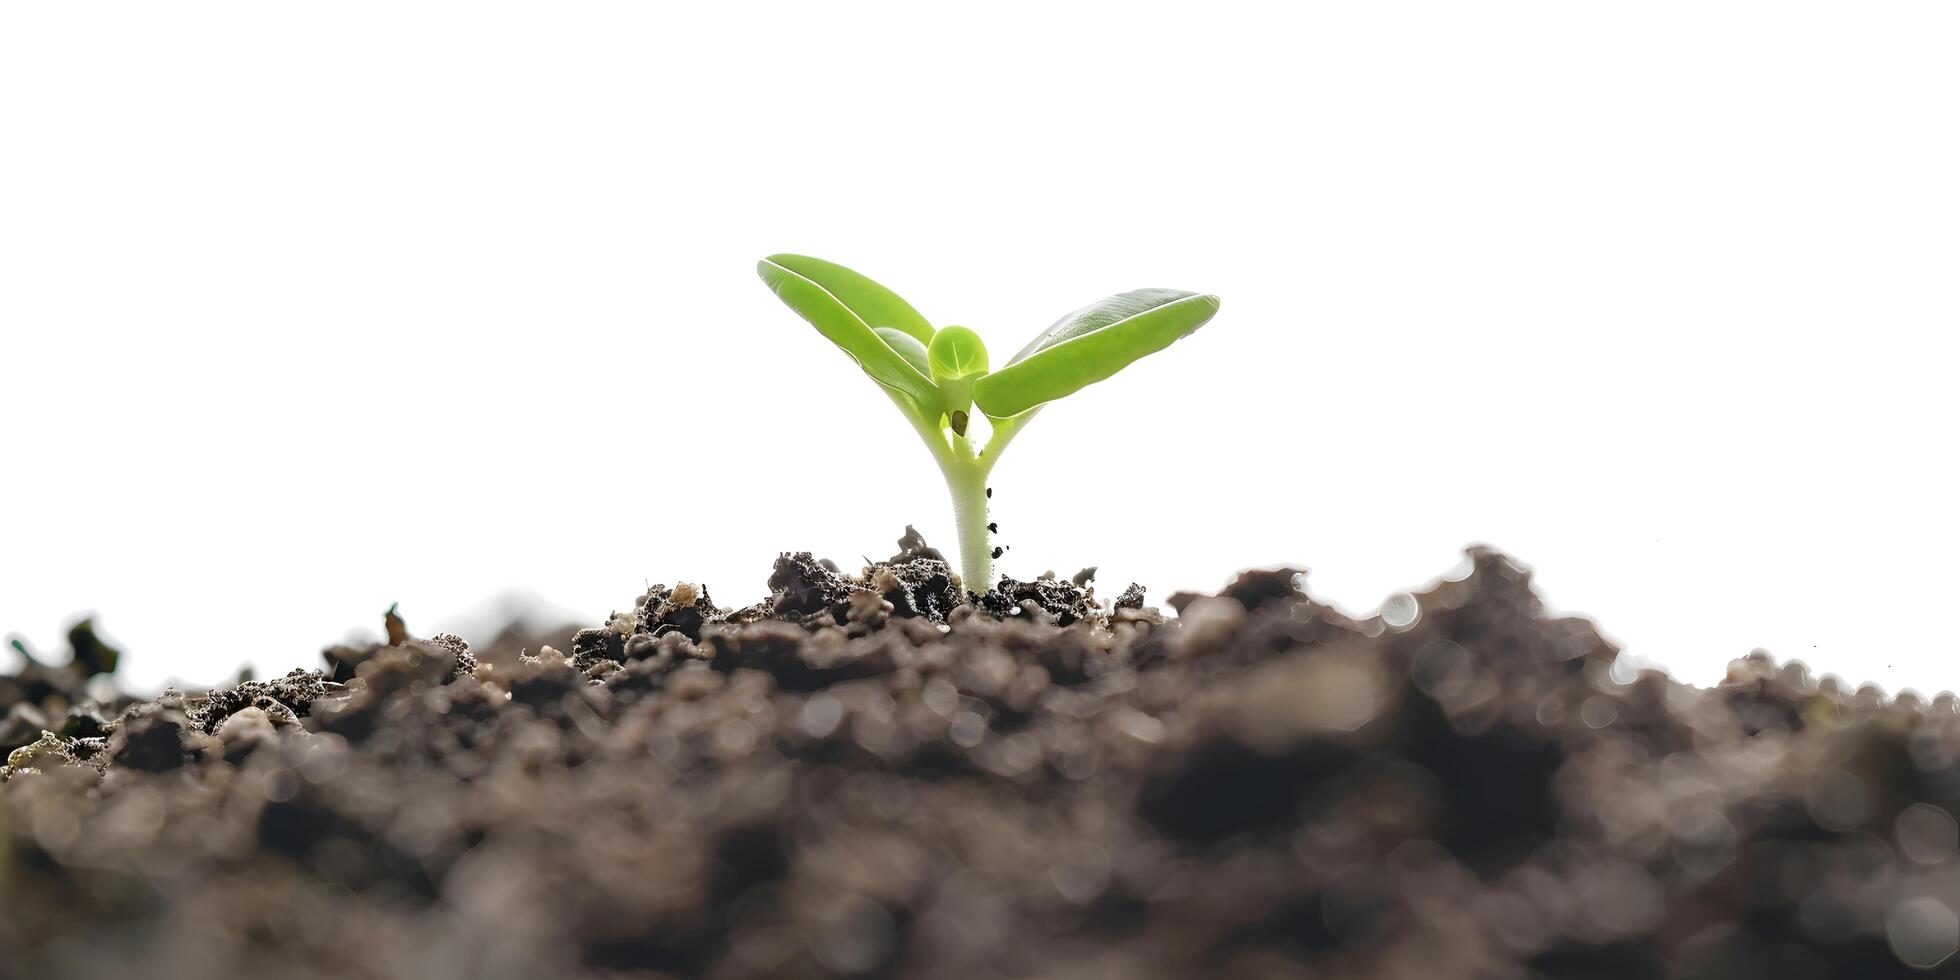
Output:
[3,542,1956,979]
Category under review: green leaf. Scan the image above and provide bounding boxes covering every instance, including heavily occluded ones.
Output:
[925,326,989,434]
[757,256,939,407]
[926,325,989,382]
[974,289,1220,418]
[875,327,931,377]
[761,254,934,344]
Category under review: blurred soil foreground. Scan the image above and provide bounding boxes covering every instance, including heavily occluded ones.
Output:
[3,541,1956,978]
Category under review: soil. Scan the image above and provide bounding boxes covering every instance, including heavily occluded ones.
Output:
[2,539,1957,979]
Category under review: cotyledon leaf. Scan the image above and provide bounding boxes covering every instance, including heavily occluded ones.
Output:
[974,289,1220,419]
[762,254,935,344]
[757,256,940,407]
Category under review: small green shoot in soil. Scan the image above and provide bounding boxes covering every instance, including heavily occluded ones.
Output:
[757,254,1220,593]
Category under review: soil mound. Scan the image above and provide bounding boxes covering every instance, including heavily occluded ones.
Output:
[3,546,1956,978]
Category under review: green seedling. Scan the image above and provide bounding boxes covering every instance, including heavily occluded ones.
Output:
[757,254,1221,593]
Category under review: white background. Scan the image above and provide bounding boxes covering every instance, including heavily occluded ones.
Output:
[3,3,1956,696]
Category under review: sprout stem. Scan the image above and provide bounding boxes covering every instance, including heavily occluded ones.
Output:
[887,391,1030,595]
[944,461,993,593]
[938,413,1027,593]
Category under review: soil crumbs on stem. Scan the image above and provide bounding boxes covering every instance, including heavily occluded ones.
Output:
[3,540,1958,979]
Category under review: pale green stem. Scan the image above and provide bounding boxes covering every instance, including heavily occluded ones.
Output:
[886,390,1032,595]
[939,413,1029,593]
[943,461,993,593]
